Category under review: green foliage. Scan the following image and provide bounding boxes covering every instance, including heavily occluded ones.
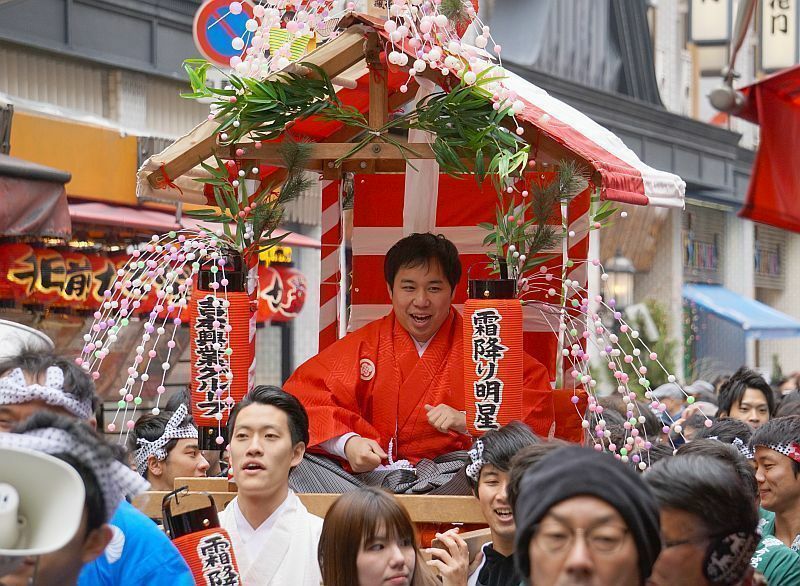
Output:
[184,139,313,262]
[621,299,678,397]
[440,0,471,26]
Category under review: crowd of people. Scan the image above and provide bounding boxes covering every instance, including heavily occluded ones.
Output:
[2,232,800,585]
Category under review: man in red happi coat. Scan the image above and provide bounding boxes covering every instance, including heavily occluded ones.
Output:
[285,233,554,473]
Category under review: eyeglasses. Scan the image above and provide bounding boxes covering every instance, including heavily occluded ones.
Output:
[532,522,630,554]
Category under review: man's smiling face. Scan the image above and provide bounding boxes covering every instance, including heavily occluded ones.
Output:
[388,260,454,343]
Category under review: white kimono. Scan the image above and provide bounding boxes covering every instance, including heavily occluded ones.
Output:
[219,490,323,586]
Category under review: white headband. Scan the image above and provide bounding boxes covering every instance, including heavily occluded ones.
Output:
[466,439,485,481]
[0,367,93,420]
[133,404,198,477]
[0,427,148,520]
[753,440,800,464]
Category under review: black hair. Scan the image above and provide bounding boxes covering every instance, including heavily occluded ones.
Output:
[383,233,461,291]
[467,421,539,494]
[717,366,775,418]
[696,418,753,445]
[750,415,800,476]
[645,443,675,466]
[14,411,126,525]
[226,385,309,446]
[681,413,711,441]
[127,409,194,475]
[165,388,191,413]
[644,454,758,538]
[675,440,757,501]
[776,392,800,418]
[507,441,569,513]
[0,349,99,414]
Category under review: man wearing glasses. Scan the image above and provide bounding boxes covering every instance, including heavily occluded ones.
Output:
[513,446,662,585]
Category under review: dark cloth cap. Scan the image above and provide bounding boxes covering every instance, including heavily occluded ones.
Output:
[514,446,661,584]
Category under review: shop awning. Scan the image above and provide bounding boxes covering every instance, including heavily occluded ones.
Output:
[734,65,800,232]
[0,154,72,239]
[69,202,321,248]
[682,283,800,339]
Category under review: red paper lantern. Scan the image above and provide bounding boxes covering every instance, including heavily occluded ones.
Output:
[189,288,251,433]
[0,243,35,304]
[172,528,241,586]
[269,265,308,323]
[256,264,280,323]
[463,298,524,436]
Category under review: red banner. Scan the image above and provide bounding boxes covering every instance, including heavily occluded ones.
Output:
[463,299,524,436]
[172,528,240,586]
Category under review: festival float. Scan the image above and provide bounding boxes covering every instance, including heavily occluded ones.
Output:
[79,0,696,513]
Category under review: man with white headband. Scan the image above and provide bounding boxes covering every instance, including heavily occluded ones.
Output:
[129,404,209,491]
[0,350,193,586]
[0,411,148,586]
[751,415,800,552]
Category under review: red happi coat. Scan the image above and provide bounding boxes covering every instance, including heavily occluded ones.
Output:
[285,308,555,464]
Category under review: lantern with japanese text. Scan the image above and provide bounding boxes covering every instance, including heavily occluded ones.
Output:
[0,243,35,306]
[163,490,240,586]
[269,265,307,323]
[463,274,524,436]
[256,264,279,323]
[189,253,252,449]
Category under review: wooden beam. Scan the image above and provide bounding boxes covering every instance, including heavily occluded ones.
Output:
[366,32,389,130]
[221,141,437,163]
[146,26,370,190]
[133,491,485,524]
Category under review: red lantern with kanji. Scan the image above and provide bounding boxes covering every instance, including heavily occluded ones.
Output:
[28,248,66,306]
[463,298,524,436]
[189,257,251,449]
[256,264,280,323]
[0,243,35,305]
[269,265,308,323]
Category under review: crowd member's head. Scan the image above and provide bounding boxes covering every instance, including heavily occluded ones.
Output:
[651,383,685,419]
[507,441,568,513]
[465,422,538,556]
[695,418,754,460]
[129,404,208,491]
[750,415,800,515]
[0,351,97,431]
[675,440,757,500]
[681,413,713,442]
[685,380,718,405]
[514,446,661,586]
[226,385,308,501]
[0,412,147,586]
[718,367,774,430]
[318,487,437,586]
[775,392,800,418]
[644,454,759,586]
[384,233,461,343]
[778,374,799,396]
[164,388,223,476]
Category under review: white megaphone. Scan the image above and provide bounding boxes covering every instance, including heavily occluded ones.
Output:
[0,447,85,577]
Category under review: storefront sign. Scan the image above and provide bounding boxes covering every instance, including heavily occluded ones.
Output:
[690,0,732,44]
[761,0,798,71]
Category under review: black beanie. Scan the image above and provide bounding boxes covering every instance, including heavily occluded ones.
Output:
[514,446,661,585]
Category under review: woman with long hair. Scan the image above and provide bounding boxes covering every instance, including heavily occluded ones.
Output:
[318,487,469,586]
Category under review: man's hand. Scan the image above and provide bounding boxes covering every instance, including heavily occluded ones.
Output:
[344,436,387,473]
[424,404,467,435]
[426,529,469,586]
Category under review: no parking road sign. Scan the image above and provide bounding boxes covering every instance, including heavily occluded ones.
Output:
[193,0,255,68]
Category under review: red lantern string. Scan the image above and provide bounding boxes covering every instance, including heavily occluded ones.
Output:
[463,299,524,437]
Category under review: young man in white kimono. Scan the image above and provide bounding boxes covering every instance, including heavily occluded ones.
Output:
[219,385,323,585]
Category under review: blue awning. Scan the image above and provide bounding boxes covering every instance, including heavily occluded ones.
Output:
[683,284,800,340]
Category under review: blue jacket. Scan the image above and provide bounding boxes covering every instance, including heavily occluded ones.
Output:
[79,500,193,586]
